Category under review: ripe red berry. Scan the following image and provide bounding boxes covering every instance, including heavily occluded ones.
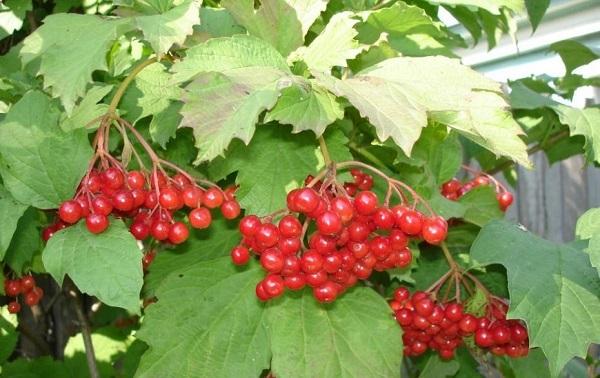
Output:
[203,188,224,209]
[354,191,378,215]
[372,207,395,229]
[278,215,302,238]
[5,280,22,296]
[231,246,250,265]
[7,301,21,314]
[474,328,494,348]
[395,309,413,326]
[221,200,241,220]
[316,211,343,235]
[292,188,320,213]
[168,222,189,244]
[414,298,435,317]
[313,282,338,303]
[497,192,514,211]
[92,196,113,216]
[142,251,156,270]
[240,215,261,237]
[20,275,35,292]
[331,197,354,224]
[58,200,83,224]
[144,192,158,208]
[130,222,150,240]
[305,270,328,287]
[256,281,270,301]
[127,171,146,190]
[444,303,463,322]
[262,275,285,298]
[260,248,284,273]
[112,190,135,212]
[86,214,109,234]
[182,186,203,208]
[421,217,448,245]
[85,173,102,192]
[491,325,511,345]
[394,287,410,303]
[102,167,125,189]
[399,210,423,235]
[24,287,43,306]
[189,208,212,229]
[511,323,528,343]
[284,274,306,291]
[459,314,478,334]
[159,188,182,210]
[442,179,461,194]
[439,348,454,360]
[172,173,191,188]
[255,223,279,248]
[301,251,323,273]
[151,221,170,241]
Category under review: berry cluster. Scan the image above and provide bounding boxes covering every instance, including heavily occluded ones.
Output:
[42,116,240,252]
[441,171,513,212]
[390,287,528,359]
[231,166,448,303]
[4,275,43,314]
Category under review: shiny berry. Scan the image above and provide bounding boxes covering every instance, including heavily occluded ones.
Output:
[231,245,250,265]
[59,200,83,224]
[203,188,224,209]
[220,200,241,220]
[354,191,378,215]
[189,208,212,229]
[168,222,189,244]
[7,301,21,314]
[86,214,109,234]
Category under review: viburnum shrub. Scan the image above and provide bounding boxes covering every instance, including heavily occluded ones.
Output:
[1,1,600,377]
[233,162,448,303]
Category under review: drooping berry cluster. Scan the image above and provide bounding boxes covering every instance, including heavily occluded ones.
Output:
[4,275,43,314]
[231,165,449,303]
[441,169,514,212]
[42,116,240,250]
[390,287,528,359]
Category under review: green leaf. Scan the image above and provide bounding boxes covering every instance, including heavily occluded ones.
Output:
[550,40,599,75]
[121,62,182,123]
[431,0,523,15]
[149,101,182,148]
[0,0,32,39]
[0,308,18,364]
[458,186,504,227]
[315,56,530,167]
[0,193,27,260]
[554,106,600,164]
[471,220,600,376]
[4,207,41,272]
[525,0,549,31]
[60,84,113,131]
[322,126,353,163]
[418,354,459,378]
[267,288,403,378]
[575,208,600,274]
[0,356,74,377]
[293,11,362,72]
[0,91,92,209]
[43,220,143,313]
[143,215,241,296]
[134,0,200,56]
[193,7,245,41]
[503,348,552,378]
[208,126,319,215]
[223,0,304,57]
[135,257,270,378]
[265,80,344,135]
[509,81,558,110]
[20,14,133,112]
[284,0,328,36]
[171,34,290,84]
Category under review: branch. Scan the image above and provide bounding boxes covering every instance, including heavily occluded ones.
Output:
[486,129,571,175]
[107,57,158,116]
[66,280,99,378]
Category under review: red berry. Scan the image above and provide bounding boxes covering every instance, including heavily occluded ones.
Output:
[331,197,354,224]
[220,200,241,220]
[85,173,102,192]
[172,173,191,188]
[255,223,279,248]
[260,248,284,273]
[323,254,342,273]
[144,192,158,208]
[203,188,224,209]
[127,171,146,190]
[262,275,284,297]
[395,308,413,326]
[316,211,343,235]
[497,192,514,211]
[278,237,301,255]
[511,323,528,343]
[444,303,463,322]
[159,188,182,210]
[130,222,150,240]
[189,208,212,229]
[24,289,41,306]
[86,214,109,234]
[284,274,306,291]
[256,281,270,301]
[475,328,494,348]
[7,301,21,314]
[102,167,125,189]
[58,200,83,224]
[395,248,412,268]
[305,270,328,287]
[439,348,454,360]
[491,325,511,345]
[92,196,113,216]
[394,287,410,303]
[301,251,323,273]
[442,179,461,194]
[459,314,478,334]
[292,188,320,213]
[131,189,147,208]
[182,186,203,208]
[112,190,135,212]
[231,245,250,265]
[348,222,370,242]
[142,251,156,270]
[354,191,378,215]
[168,222,189,244]
[240,215,261,237]
[399,210,423,235]
[5,280,22,296]
[150,221,170,240]
[373,207,395,229]
[414,298,435,317]
[422,217,448,245]
[278,215,302,238]
[313,282,338,303]
[20,275,35,292]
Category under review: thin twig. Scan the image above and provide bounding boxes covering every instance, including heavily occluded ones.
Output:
[66,281,99,378]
